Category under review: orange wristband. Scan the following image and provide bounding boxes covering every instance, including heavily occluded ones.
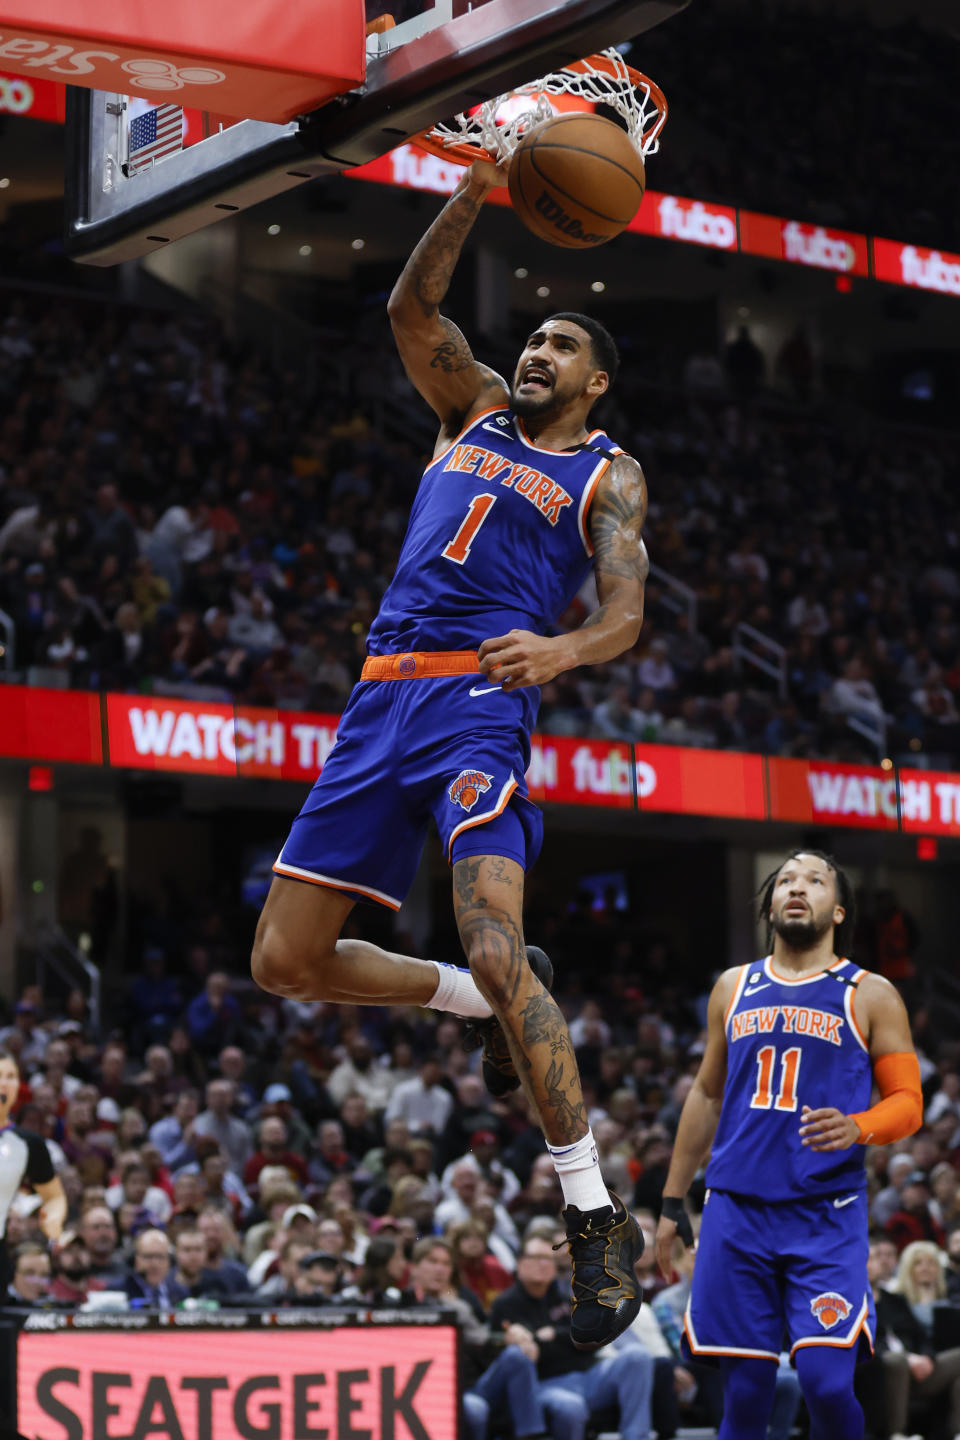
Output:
[850,1051,923,1145]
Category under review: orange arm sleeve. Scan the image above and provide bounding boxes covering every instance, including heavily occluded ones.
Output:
[850,1052,923,1145]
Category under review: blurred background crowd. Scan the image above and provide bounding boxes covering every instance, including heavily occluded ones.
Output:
[3,946,960,1438]
[1,293,958,770]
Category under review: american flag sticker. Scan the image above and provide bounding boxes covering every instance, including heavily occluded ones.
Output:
[127,104,184,173]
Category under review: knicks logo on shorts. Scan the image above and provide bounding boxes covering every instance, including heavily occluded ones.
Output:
[810,1292,852,1330]
[449,769,494,812]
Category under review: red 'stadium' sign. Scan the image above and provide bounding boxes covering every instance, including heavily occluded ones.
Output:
[0,0,365,121]
[17,1324,458,1439]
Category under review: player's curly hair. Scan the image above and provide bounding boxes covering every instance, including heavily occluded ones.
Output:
[756,848,856,958]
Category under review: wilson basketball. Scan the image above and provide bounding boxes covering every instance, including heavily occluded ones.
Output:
[508,111,645,249]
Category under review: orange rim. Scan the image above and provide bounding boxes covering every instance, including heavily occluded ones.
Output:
[411,55,667,167]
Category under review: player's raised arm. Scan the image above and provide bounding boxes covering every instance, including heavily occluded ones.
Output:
[655,969,737,1278]
[387,159,509,436]
[477,454,649,691]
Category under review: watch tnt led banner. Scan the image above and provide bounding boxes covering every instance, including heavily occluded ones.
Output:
[105,693,340,781]
[17,1323,458,1439]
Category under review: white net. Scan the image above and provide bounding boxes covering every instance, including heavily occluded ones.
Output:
[424,47,666,163]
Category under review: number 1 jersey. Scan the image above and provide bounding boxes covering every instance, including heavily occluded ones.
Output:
[367,406,626,655]
[706,957,873,1203]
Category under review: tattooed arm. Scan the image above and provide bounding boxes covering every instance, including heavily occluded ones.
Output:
[477,454,648,689]
[387,159,509,444]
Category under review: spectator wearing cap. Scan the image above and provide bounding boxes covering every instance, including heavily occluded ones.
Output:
[384,1054,453,1138]
[297,1249,343,1302]
[196,1206,251,1297]
[148,1090,199,1172]
[440,1132,520,1206]
[258,1084,312,1158]
[193,1079,252,1176]
[436,1162,520,1255]
[886,1171,946,1253]
[327,1036,395,1116]
[49,1229,105,1306]
[244,1116,308,1190]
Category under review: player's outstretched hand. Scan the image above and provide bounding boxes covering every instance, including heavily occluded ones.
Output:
[798,1105,861,1151]
[478,629,566,690]
[465,155,512,191]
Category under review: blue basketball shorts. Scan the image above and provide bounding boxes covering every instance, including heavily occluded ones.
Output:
[273,674,543,910]
[683,1188,875,1363]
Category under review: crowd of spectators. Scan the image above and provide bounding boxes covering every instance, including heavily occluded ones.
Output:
[1,292,959,768]
[629,0,960,253]
[5,932,960,1439]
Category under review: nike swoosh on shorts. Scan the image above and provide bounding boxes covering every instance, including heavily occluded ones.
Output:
[832,1195,858,1209]
[469,685,502,696]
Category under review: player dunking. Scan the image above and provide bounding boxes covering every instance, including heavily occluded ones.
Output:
[252,159,649,1349]
[655,850,923,1439]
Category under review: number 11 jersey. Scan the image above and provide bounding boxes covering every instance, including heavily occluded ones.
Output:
[706,957,873,1203]
[367,406,626,655]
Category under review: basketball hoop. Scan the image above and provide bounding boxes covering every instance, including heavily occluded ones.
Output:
[413,47,667,168]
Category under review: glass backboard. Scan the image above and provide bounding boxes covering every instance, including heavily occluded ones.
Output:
[64,0,690,264]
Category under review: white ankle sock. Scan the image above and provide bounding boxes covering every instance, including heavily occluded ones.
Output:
[548,1128,612,1213]
[427,961,493,1020]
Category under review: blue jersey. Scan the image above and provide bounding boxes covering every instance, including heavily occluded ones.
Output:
[367,405,625,655]
[706,956,873,1203]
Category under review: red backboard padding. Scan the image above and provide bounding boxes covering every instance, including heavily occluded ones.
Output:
[0,0,365,121]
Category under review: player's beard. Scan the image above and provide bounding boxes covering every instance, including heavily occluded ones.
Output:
[771,908,833,950]
[510,376,575,418]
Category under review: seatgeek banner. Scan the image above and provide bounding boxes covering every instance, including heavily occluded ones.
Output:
[16,1317,458,1440]
[3,685,960,836]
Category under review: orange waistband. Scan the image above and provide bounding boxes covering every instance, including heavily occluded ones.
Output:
[361,650,480,681]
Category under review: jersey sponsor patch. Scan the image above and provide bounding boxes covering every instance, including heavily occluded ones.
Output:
[810,1292,852,1330]
[449,769,494,812]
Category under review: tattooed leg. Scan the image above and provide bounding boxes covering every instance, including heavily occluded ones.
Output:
[453,854,588,1146]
